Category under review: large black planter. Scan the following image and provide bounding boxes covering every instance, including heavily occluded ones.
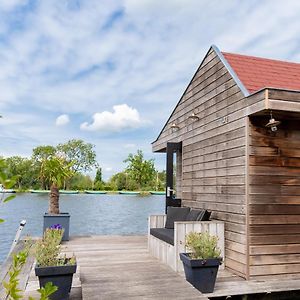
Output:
[43,213,70,241]
[35,264,76,300]
[180,253,221,293]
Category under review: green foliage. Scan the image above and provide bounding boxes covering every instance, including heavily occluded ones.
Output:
[57,139,98,173]
[0,159,17,222]
[35,228,76,267]
[35,228,64,267]
[70,173,93,190]
[156,170,166,190]
[5,156,38,189]
[124,150,156,190]
[3,249,29,299]
[185,232,221,260]
[108,172,126,190]
[29,282,58,300]
[103,184,113,191]
[93,180,104,190]
[39,156,74,188]
[32,146,57,162]
[94,167,103,184]
[2,142,165,192]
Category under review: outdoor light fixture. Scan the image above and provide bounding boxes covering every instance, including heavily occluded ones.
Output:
[265,111,281,132]
[188,113,200,121]
[170,123,180,132]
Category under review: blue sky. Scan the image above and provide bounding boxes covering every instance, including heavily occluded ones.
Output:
[0,0,300,179]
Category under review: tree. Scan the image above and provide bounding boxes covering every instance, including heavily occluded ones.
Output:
[32,146,57,189]
[0,159,17,223]
[124,150,156,190]
[94,168,103,184]
[70,173,93,190]
[32,145,57,162]
[157,170,166,190]
[108,172,127,191]
[39,157,74,214]
[57,139,98,173]
[5,156,38,189]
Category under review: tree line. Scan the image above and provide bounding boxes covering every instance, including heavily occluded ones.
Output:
[1,139,166,191]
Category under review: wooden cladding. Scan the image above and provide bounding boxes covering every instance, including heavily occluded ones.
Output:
[152,47,252,278]
[152,45,300,280]
[249,117,300,278]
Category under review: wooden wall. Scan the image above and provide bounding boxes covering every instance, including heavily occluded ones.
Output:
[152,47,265,278]
[151,44,283,278]
[249,116,300,278]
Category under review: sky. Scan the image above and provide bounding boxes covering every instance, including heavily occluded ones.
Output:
[0,0,300,180]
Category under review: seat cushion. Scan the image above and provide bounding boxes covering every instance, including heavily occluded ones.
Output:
[198,210,211,221]
[150,228,174,245]
[165,207,190,229]
[186,209,203,221]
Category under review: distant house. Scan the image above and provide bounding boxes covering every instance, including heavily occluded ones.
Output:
[152,45,300,279]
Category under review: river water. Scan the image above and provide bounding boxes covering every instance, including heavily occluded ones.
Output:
[0,193,164,264]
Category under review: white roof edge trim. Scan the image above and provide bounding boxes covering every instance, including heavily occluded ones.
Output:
[212,45,250,97]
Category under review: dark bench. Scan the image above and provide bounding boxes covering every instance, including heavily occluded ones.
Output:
[148,207,224,273]
[150,207,211,245]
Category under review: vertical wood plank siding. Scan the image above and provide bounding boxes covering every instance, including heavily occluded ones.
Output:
[249,117,300,278]
[152,48,266,278]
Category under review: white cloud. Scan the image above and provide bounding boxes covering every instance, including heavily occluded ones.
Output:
[105,167,113,172]
[1,0,300,175]
[80,104,143,132]
[55,114,70,126]
[124,143,136,149]
[0,0,26,11]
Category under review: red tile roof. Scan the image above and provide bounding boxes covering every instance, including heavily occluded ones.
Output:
[222,52,300,94]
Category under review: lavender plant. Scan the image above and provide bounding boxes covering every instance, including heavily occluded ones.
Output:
[35,227,76,267]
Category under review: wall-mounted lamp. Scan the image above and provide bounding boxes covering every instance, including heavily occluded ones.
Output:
[265,111,281,132]
[188,113,200,121]
[170,123,180,133]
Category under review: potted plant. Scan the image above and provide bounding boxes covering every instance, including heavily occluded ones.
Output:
[180,231,222,293]
[40,156,74,241]
[34,226,77,300]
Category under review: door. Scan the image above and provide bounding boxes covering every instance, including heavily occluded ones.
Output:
[165,142,182,213]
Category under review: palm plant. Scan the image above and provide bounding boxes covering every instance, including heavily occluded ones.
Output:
[39,156,73,214]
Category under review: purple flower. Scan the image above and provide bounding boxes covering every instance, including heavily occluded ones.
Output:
[50,224,63,230]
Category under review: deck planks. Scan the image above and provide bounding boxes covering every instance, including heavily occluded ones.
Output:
[19,235,300,299]
[66,235,208,300]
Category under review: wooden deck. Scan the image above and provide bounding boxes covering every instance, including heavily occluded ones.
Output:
[65,235,207,299]
[20,235,300,299]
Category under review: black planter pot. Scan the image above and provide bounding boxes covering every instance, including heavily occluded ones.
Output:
[35,264,77,300]
[180,253,221,293]
[43,213,70,241]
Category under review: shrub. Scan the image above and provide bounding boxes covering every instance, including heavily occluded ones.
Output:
[35,227,76,267]
[35,228,63,267]
[185,232,221,260]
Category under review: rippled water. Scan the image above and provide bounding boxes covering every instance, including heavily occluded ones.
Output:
[0,193,164,264]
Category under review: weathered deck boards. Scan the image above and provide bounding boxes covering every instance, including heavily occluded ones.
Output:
[21,235,300,299]
[66,235,208,300]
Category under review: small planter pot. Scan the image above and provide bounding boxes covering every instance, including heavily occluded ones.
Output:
[35,264,77,300]
[43,213,70,241]
[180,253,221,293]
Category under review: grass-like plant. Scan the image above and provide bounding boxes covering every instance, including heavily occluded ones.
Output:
[185,231,221,260]
[35,227,75,267]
